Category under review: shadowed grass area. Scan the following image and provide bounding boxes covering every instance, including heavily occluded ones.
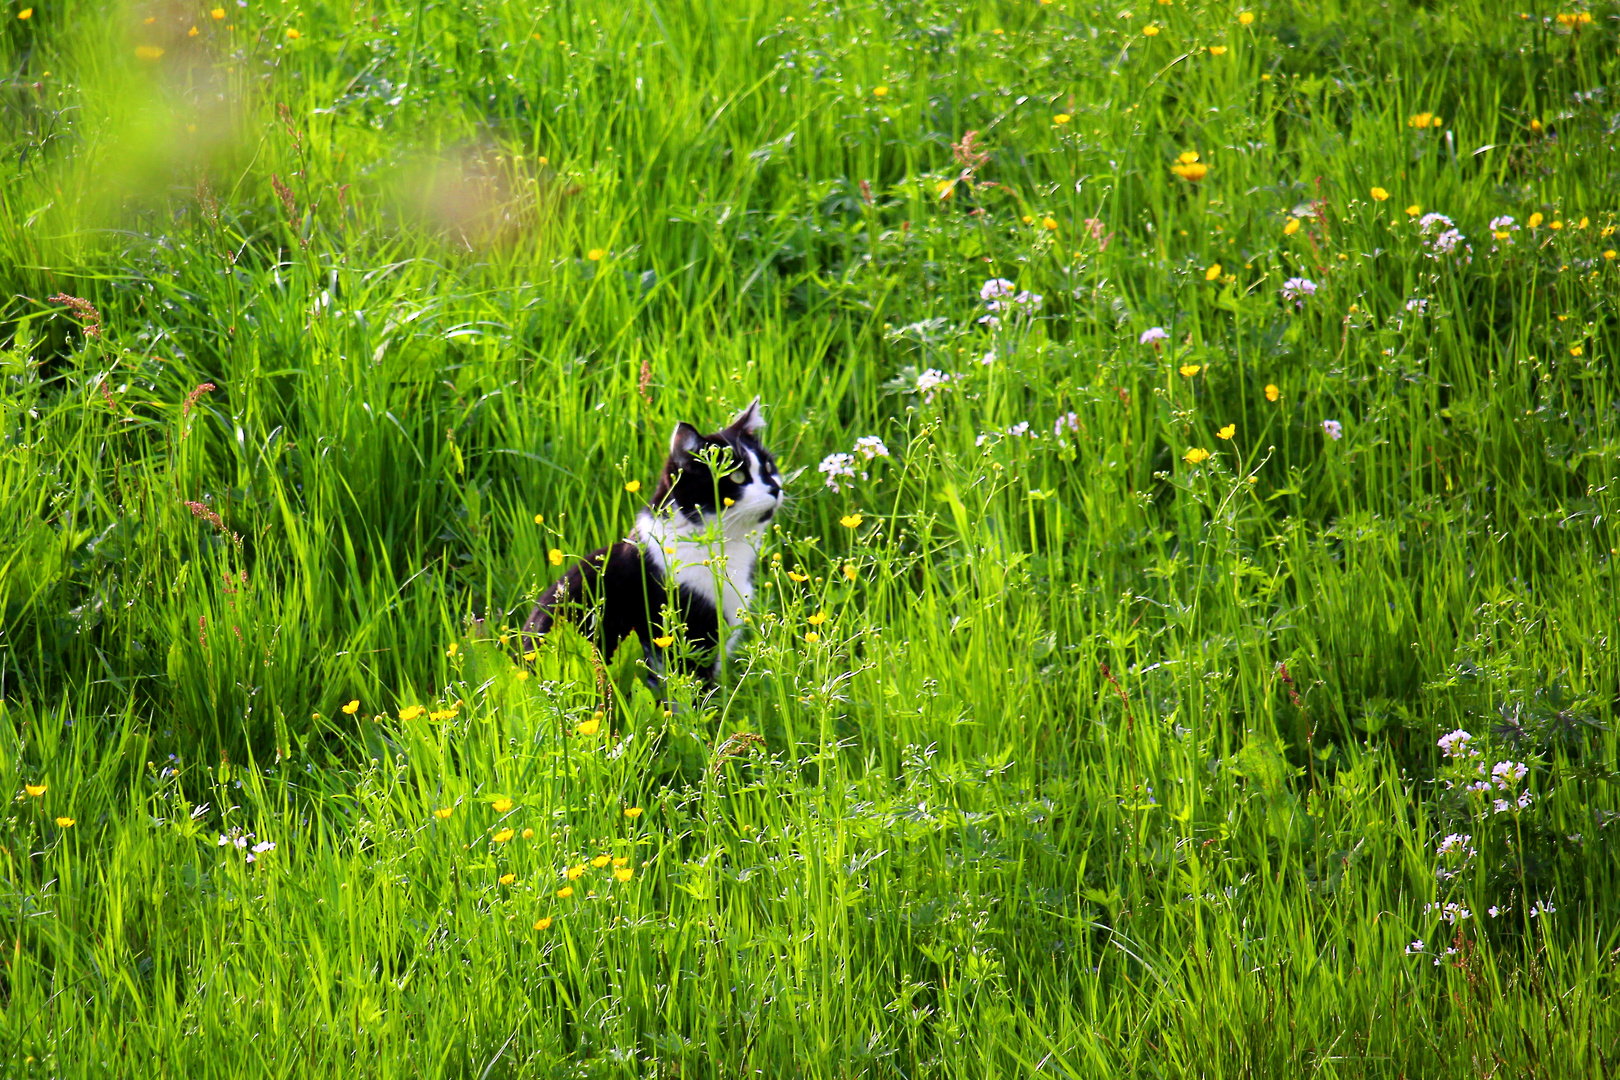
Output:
[2,0,1618,1075]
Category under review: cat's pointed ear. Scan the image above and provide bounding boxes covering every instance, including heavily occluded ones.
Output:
[669,421,705,460]
[725,397,765,438]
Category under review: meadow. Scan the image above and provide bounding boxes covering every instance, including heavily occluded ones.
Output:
[2,0,1619,1074]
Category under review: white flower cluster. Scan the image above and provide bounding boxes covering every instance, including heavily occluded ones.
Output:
[818,435,890,493]
[978,278,1044,328]
[1423,900,1473,924]
[1437,728,1478,758]
[975,421,1032,447]
[218,831,277,863]
[1280,277,1317,308]
[915,367,964,403]
[1418,212,1468,257]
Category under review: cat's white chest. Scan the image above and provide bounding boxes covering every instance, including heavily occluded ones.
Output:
[637,512,759,628]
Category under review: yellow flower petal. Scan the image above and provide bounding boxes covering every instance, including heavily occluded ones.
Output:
[624,479,641,493]
[1265,384,1280,402]
[1183,447,1211,464]
[1217,424,1236,440]
[1370,187,1389,201]
[25,783,46,797]
[499,873,517,885]
[556,886,573,898]
[533,917,552,930]
[1205,263,1222,281]
[623,807,643,818]
[398,705,424,722]
[839,514,863,529]
[492,797,514,813]
[652,635,674,648]
[614,867,634,882]
[56,816,75,828]
[434,807,453,820]
[341,699,360,715]
[493,828,515,843]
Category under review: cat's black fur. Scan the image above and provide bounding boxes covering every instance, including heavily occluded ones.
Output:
[521,399,783,693]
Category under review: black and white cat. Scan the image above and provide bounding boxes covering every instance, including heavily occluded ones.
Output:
[522,398,784,693]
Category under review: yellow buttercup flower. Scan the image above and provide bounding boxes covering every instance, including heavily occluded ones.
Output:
[522,828,534,839]
[492,797,515,813]
[587,248,605,261]
[566,864,585,880]
[652,635,674,648]
[1183,447,1211,464]
[1283,218,1301,236]
[1570,345,1583,357]
[18,7,32,17]
[493,828,516,843]
[342,699,360,715]
[499,873,517,885]
[398,705,424,722]
[1528,212,1544,229]
[805,632,821,644]
[788,570,809,582]
[842,563,857,582]
[1370,187,1389,202]
[1604,249,1617,260]
[624,480,640,493]
[623,807,643,818]
[446,642,458,657]
[1143,24,1160,35]
[188,25,199,36]
[1205,263,1222,281]
[1209,45,1228,55]
[57,817,76,828]
[591,855,611,868]
[1406,204,1421,217]
[1265,384,1280,402]
[807,611,828,626]
[1549,220,1563,231]
[26,783,47,797]
[872,85,888,98]
[840,514,863,529]
[1407,112,1435,129]
[211,7,225,17]
[1179,364,1202,377]
[1053,114,1071,125]
[548,548,564,566]
[514,670,530,682]
[1217,424,1236,440]
[556,886,574,898]
[434,807,453,820]
[575,716,602,736]
[285,28,300,39]
[1170,162,1208,181]
[533,513,544,524]
[533,917,552,930]
[1178,151,1200,165]
[1042,216,1058,231]
[614,867,634,882]
[612,856,629,867]
[1238,11,1254,24]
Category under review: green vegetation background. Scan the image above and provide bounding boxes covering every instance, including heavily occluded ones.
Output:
[2,0,1618,1074]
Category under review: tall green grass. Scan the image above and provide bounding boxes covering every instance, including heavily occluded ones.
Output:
[2,0,1618,1074]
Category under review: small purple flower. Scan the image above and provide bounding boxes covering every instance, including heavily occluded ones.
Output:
[1053,411,1080,437]
[1139,326,1169,347]
[979,278,1016,301]
[1281,277,1317,309]
[1321,419,1343,441]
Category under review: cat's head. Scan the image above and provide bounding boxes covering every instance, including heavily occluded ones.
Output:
[650,398,784,527]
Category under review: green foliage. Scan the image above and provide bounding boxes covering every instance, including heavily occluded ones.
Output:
[2,0,1619,1074]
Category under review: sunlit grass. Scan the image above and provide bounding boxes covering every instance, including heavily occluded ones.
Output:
[2,0,1618,1074]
